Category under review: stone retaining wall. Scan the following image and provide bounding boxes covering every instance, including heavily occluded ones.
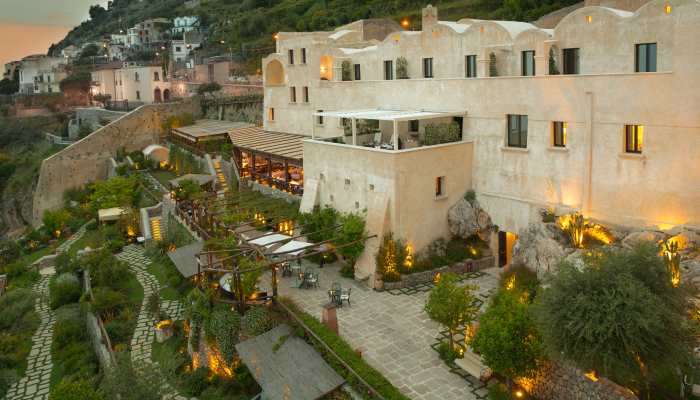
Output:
[381,256,495,290]
[83,268,115,369]
[32,98,201,226]
[521,361,638,400]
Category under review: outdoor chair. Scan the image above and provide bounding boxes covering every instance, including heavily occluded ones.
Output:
[339,288,351,307]
[306,272,319,288]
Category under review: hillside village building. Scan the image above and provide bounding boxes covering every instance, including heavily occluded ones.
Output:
[127,18,170,50]
[257,0,700,281]
[18,55,67,94]
[92,62,171,104]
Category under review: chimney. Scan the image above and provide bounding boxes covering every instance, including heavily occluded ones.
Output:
[422,5,438,30]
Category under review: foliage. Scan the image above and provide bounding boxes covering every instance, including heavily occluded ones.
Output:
[169,146,203,175]
[425,273,479,352]
[464,189,476,203]
[334,213,367,267]
[50,379,103,400]
[78,123,94,139]
[43,209,72,238]
[298,206,338,243]
[532,244,697,394]
[49,273,82,309]
[422,122,461,146]
[162,113,195,134]
[206,304,241,363]
[548,47,560,75]
[175,179,203,202]
[197,82,222,95]
[60,72,92,93]
[0,77,19,95]
[242,306,274,336]
[499,263,540,301]
[51,305,99,385]
[100,353,164,400]
[0,288,39,391]
[341,60,352,81]
[487,383,512,400]
[91,287,130,320]
[375,233,405,282]
[0,239,22,267]
[280,298,411,400]
[489,52,498,77]
[436,341,461,363]
[472,290,545,384]
[86,249,131,291]
[396,56,409,79]
[87,176,138,211]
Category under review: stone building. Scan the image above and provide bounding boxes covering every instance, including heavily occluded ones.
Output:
[92,62,171,104]
[17,55,66,94]
[258,0,700,281]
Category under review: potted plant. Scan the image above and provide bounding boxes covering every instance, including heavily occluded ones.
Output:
[147,292,174,342]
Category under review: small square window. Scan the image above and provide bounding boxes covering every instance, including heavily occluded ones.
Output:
[552,121,567,147]
[423,58,434,78]
[355,201,360,209]
[288,49,294,65]
[409,120,419,133]
[624,124,643,153]
[289,87,296,103]
[435,176,446,197]
[369,184,375,191]
[316,110,324,125]
[303,86,309,103]
[507,115,528,148]
[344,178,351,185]
[268,107,275,122]
[635,43,657,73]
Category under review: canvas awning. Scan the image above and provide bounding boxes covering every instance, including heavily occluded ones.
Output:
[167,242,204,278]
[236,324,344,400]
[98,207,129,222]
[228,126,304,162]
[312,108,466,121]
[248,233,290,247]
[172,119,251,142]
[273,240,313,256]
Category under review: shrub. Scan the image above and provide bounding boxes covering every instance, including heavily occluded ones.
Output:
[341,60,352,81]
[396,56,408,79]
[53,316,87,349]
[207,305,241,363]
[242,306,273,336]
[487,383,512,400]
[86,250,130,290]
[91,287,129,320]
[181,367,210,396]
[0,289,36,331]
[55,253,79,275]
[375,233,406,282]
[423,122,461,146]
[0,239,22,267]
[49,379,102,400]
[104,316,134,345]
[49,273,82,309]
[425,273,479,352]
[52,306,99,384]
[197,83,222,95]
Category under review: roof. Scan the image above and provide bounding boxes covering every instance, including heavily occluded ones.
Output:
[313,109,466,122]
[236,324,345,400]
[248,233,291,247]
[98,207,128,222]
[169,173,214,188]
[273,240,313,256]
[172,119,251,142]
[167,241,204,278]
[228,126,305,162]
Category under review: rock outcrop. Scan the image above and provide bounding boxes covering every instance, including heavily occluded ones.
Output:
[512,222,570,276]
[447,197,493,239]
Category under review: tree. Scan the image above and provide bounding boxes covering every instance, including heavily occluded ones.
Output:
[42,209,72,238]
[0,78,18,95]
[197,82,222,95]
[176,179,203,202]
[334,213,366,267]
[88,176,137,211]
[50,379,102,400]
[425,273,479,353]
[471,290,545,389]
[60,71,92,93]
[533,244,697,397]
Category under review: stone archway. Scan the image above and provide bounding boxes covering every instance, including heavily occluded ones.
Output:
[163,89,171,102]
[264,59,284,86]
[154,88,162,103]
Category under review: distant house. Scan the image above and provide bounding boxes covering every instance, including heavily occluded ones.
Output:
[17,55,67,94]
[111,62,171,103]
[193,56,243,84]
[171,31,202,68]
[127,18,170,50]
[172,16,199,35]
[60,45,80,59]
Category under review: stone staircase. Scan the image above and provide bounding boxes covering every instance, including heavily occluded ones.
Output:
[149,217,163,241]
[212,159,228,193]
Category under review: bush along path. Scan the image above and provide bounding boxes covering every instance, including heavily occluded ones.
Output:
[2,224,91,400]
[115,245,192,400]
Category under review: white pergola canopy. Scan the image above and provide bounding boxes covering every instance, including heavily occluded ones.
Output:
[273,240,313,256]
[311,108,467,148]
[312,109,465,122]
[249,234,291,247]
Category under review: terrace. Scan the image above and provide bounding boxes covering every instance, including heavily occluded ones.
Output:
[312,108,467,151]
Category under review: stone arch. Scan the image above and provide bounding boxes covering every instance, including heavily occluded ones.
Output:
[154,87,162,103]
[265,59,284,86]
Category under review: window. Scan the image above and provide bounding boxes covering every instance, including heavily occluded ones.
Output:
[176,46,182,52]
[154,71,160,81]
[301,48,307,64]
[316,110,324,125]
[624,124,643,153]
[507,115,528,148]
[354,64,361,81]
[136,90,141,100]
[134,72,140,82]
[423,57,434,78]
[435,176,446,197]
[268,107,275,122]
[384,60,393,80]
[288,49,294,65]
[302,86,309,103]
[552,121,567,147]
[409,120,419,133]
[635,43,657,72]
[465,55,477,78]
[562,48,580,75]
[290,86,296,103]
[522,51,535,76]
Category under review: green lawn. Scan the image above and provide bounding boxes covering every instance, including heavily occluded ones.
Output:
[146,259,184,301]
[151,170,178,189]
[68,229,104,254]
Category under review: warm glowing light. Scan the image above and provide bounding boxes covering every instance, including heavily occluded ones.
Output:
[54,230,62,238]
[515,390,524,398]
[665,3,672,14]
[505,275,516,291]
[273,33,279,40]
[404,244,413,268]
[320,65,327,74]
[207,345,235,378]
[159,161,168,168]
[126,226,136,237]
[433,272,441,283]
[401,19,410,28]
[663,239,681,287]
[586,15,593,23]
[168,244,177,252]
[585,370,599,382]
[155,320,173,329]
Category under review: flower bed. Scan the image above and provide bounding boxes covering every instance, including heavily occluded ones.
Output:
[381,256,494,291]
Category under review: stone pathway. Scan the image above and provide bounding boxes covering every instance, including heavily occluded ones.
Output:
[2,268,56,400]
[262,261,500,400]
[56,223,89,253]
[115,245,192,400]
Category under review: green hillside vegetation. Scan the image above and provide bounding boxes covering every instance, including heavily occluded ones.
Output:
[51,0,579,73]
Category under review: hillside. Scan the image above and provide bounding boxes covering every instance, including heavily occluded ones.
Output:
[50,0,580,73]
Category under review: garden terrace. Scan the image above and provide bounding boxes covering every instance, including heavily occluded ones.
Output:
[229,126,305,196]
[170,119,249,155]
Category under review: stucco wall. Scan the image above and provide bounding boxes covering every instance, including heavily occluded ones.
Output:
[32,98,201,225]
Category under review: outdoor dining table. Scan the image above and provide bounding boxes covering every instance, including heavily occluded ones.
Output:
[328,283,342,306]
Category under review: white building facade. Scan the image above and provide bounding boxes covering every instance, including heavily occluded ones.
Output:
[18,55,67,94]
[260,0,700,279]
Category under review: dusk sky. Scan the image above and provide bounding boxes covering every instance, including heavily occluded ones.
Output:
[0,0,109,68]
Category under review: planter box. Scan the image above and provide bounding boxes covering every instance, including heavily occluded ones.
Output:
[154,321,174,343]
[379,256,494,291]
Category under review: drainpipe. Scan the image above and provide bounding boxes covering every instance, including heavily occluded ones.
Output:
[581,91,594,215]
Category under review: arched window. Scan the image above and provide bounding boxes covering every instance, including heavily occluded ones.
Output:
[264,60,284,86]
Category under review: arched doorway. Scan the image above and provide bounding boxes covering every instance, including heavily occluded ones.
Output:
[163,89,171,102]
[154,88,162,103]
[264,60,284,86]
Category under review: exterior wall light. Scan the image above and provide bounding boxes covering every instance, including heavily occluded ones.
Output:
[665,3,672,14]
[586,15,593,23]
[401,19,410,28]
[584,370,599,382]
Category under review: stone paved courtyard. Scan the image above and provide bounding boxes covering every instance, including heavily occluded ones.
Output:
[261,261,500,400]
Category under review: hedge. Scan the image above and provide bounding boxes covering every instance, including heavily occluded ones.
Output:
[278,298,410,400]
